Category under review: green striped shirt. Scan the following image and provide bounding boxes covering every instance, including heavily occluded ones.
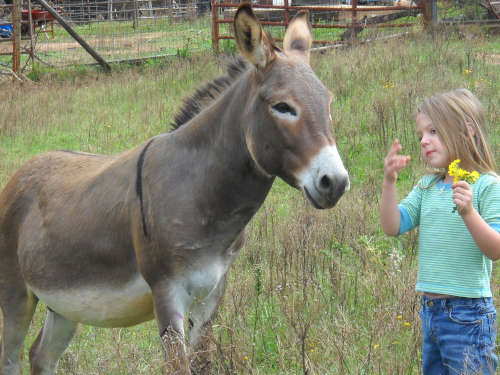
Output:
[398,173,500,298]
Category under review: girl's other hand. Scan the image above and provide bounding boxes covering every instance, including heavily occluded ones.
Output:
[452,181,474,216]
[384,139,411,183]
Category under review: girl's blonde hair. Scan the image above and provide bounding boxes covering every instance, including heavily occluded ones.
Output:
[418,88,497,177]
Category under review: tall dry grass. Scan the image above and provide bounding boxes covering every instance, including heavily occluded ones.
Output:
[0,26,499,374]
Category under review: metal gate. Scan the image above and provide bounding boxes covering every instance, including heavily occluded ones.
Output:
[211,0,430,54]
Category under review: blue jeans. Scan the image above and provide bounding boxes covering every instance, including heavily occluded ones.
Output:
[420,295,498,375]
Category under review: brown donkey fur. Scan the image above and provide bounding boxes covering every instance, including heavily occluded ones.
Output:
[0,3,350,374]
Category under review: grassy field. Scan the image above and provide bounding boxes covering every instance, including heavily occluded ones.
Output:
[1,24,500,374]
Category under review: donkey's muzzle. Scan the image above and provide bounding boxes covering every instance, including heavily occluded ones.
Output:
[313,171,350,209]
[298,146,350,209]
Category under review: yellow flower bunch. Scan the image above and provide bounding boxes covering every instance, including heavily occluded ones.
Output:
[448,159,479,184]
[448,159,479,213]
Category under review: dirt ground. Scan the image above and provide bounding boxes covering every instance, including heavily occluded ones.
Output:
[30,31,172,58]
[0,30,181,65]
[34,31,168,53]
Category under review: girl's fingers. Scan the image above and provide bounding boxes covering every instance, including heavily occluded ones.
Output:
[386,140,409,162]
[384,140,409,182]
[390,141,402,155]
[452,181,471,190]
[391,155,411,167]
[452,187,473,209]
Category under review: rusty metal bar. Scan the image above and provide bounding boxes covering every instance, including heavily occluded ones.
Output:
[12,0,21,75]
[0,51,34,55]
[351,0,358,41]
[211,0,219,55]
[213,4,417,12]
[421,0,431,27]
[216,18,417,29]
[0,36,33,42]
[284,0,289,29]
[27,0,35,70]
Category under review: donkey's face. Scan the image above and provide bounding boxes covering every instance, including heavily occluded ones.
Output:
[234,5,349,209]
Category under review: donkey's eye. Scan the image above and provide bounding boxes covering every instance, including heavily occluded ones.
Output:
[272,103,296,116]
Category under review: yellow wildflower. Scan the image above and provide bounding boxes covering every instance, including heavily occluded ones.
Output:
[374,344,379,349]
[404,322,411,327]
[448,160,480,212]
[459,169,470,182]
[397,315,402,320]
[448,159,461,183]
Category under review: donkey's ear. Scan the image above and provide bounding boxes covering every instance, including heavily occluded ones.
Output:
[234,3,275,69]
[283,10,313,61]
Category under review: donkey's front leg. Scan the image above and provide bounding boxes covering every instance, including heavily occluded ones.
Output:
[187,231,246,374]
[188,273,228,375]
[152,283,191,375]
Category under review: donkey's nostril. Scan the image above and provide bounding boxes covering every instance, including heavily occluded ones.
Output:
[318,174,332,193]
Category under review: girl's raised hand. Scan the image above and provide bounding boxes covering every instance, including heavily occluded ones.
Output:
[384,140,411,183]
[452,181,474,216]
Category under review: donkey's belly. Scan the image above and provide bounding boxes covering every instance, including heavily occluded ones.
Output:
[30,275,155,328]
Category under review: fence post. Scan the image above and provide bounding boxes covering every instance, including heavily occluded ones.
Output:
[211,0,219,54]
[431,0,437,24]
[421,0,437,27]
[132,0,139,29]
[12,0,21,76]
[284,0,289,29]
[351,0,358,42]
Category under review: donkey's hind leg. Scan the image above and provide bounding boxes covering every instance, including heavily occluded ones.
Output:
[0,287,38,375]
[29,309,78,375]
[188,272,228,375]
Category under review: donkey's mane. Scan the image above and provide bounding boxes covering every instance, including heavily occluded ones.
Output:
[170,57,250,131]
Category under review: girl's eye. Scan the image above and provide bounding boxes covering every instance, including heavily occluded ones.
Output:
[431,129,436,134]
[272,103,296,116]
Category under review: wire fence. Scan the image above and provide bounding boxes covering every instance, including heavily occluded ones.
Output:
[0,0,498,73]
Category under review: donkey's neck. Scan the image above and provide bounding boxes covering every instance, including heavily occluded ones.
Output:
[145,71,275,237]
[183,70,275,209]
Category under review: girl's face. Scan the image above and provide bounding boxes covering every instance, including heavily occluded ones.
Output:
[416,112,450,170]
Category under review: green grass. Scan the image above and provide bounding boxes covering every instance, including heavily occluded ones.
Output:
[1,25,500,374]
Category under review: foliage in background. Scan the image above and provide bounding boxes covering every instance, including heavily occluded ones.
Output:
[0,23,500,374]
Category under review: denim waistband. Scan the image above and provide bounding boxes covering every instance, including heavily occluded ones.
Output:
[420,294,492,310]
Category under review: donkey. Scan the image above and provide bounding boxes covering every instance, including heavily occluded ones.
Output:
[0,3,349,375]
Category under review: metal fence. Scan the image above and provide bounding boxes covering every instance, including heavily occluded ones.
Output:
[0,0,499,75]
[212,0,426,54]
[1,0,214,70]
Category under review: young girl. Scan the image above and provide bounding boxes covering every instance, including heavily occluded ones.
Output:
[380,88,500,375]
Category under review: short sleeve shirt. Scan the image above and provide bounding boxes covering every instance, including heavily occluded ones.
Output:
[398,173,500,298]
